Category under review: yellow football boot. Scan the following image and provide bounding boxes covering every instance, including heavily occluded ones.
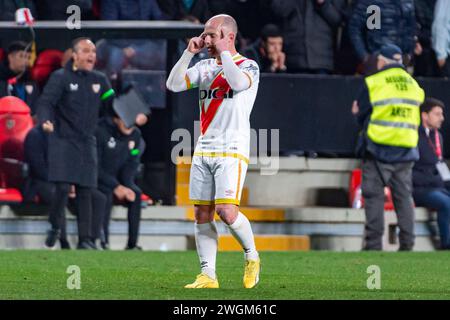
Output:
[243,258,261,288]
[184,273,219,289]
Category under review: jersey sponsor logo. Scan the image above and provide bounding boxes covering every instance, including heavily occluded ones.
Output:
[200,60,247,135]
[92,83,101,93]
[199,88,234,100]
[107,137,116,149]
[69,83,78,91]
[25,85,33,94]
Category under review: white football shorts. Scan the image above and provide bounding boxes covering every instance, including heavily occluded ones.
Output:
[189,153,248,206]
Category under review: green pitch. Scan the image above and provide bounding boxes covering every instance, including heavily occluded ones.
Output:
[1,250,450,300]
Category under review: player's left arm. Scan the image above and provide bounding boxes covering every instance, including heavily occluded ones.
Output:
[220,52,260,91]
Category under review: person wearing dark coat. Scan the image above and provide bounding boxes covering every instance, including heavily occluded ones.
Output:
[263,0,347,73]
[36,0,95,20]
[37,37,114,250]
[23,126,71,249]
[243,24,287,73]
[96,109,145,250]
[157,0,211,23]
[348,0,417,75]
[413,98,450,250]
[23,126,107,250]
[0,41,40,115]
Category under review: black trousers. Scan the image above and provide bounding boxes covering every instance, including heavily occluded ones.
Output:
[73,188,107,242]
[48,183,94,243]
[34,179,67,241]
[100,186,142,248]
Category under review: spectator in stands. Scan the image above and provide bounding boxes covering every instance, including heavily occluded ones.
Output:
[23,125,107,250]
[348,0,417,75]
[207,0,228,16]
[0,0,36,21]
[334,0,360,75]
[158,0,211,23]
[36,1,95,20]
[353,44,424,251]
[414,0,440,77]
[0,41,39,115]
[432,0,450,77]
[96,103,145,250]
[96,0,167,79]
[101,0,165,20]
[413,98,450,250]
[243,24,286,73]
[263,0,347,74]
[226,0,273,46]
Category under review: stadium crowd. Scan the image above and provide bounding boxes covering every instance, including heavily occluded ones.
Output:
[0,0,449,77]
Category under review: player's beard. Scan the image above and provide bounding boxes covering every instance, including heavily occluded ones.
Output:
[207,46,218,58]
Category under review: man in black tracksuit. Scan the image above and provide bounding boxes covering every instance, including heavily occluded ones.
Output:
[37,37,114,249]
[96,107,145,250]
[23,126,70,249]
[23,125,107,249]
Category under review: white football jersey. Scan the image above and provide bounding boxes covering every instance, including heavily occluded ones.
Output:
[185,53,260,160]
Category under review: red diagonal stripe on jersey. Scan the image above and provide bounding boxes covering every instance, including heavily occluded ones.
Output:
[200,59,247,135]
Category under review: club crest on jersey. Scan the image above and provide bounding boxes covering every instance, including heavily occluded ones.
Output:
[200,88,234,100]
[92,83,101,93]
[25,85,34,94]
[107,137,116,149]
[128,140,135,150]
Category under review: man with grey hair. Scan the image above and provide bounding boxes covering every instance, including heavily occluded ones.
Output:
[167,14,261,288]
[353,44,425,251]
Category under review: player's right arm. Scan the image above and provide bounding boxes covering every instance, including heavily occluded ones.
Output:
[166,37,203,92]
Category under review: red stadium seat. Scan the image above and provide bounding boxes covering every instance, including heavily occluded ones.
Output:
[0,188,23,203]
[349,168,394,210]
[31,49,64,88]
[0,96,34,202]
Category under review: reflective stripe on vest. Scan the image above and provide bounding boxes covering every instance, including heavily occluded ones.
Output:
[365,67,424,148]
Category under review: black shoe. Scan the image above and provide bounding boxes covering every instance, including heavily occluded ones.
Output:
[60,239,71,250]
[77,240,94,250]
[101,242,110,250]
[126,245,143,251]
[87,240,98,250]
[45,229,61,248]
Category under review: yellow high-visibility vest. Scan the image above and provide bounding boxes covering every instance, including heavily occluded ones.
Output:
[365,67,424,148]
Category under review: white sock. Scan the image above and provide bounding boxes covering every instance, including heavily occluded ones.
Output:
[227,212,259,261]
[195,221,218,279]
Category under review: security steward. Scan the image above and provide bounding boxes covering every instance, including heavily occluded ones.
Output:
[96,104,145,250]
[37,37,114,249]
[354,44,425,251]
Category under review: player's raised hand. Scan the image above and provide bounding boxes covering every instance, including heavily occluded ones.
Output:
[214,28,229,54]
[187,36,205,54]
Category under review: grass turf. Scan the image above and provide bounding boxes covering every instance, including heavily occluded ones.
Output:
[0,250,450,300]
